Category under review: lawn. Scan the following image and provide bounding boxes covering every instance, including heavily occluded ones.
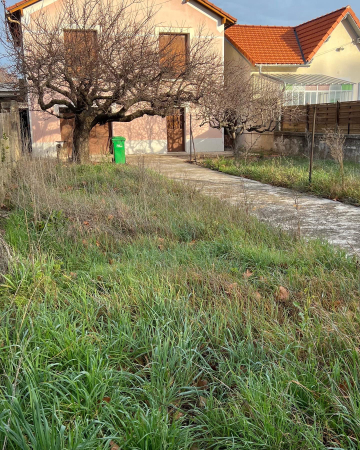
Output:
[0,160,360,449]
[202,156,360,206]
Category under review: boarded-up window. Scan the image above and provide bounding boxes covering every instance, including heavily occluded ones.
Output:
[159,34,188,78]
[64,29,98,76]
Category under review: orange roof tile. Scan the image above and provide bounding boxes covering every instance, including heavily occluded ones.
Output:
[295,6,360,61]
[7,0,237,24]
[225,5,360,65]
[226,25,303,65]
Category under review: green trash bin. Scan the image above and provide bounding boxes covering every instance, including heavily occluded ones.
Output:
[112,136,126,164]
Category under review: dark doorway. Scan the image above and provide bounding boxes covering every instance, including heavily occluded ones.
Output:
[19,109,32,153]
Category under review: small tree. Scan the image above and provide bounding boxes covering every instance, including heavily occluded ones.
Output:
[4,0,221,163]
[323,127,346,190]
[198,63,289,150]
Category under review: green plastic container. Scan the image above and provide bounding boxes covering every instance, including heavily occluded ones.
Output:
[112,136,126,164]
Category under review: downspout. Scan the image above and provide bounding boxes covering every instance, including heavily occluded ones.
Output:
[258,65,286,132]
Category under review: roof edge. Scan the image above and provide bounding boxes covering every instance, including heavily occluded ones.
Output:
[7,0,237,24]
[185,0,237,24]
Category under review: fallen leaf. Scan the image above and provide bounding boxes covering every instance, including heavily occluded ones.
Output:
[189,240,196,246]
[108,259,114,265]
[82,239,88,246]
[254,291,262,300]
[70,272,77,278]
[226,282,238,292]
[158,237,165,243]
[173,411,184,420]
[243,269,253,279]
[83,221,90,226]
[198,396,207,408]
[196,379,209,390]
[158,244,165,251]
[277,286,289,301]
[102,396,111,403]
[107,214,114,221]
[109,441,120,450]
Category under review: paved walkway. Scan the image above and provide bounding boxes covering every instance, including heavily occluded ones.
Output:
[128,155,360,255]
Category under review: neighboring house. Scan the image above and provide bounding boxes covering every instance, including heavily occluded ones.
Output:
[0,68,21,105]
[225,6,360,104]
[6,0,236,158]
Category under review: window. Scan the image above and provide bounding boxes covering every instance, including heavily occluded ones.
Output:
[285,84,353,105]
[64,29,98,76]
[159,34,188,78]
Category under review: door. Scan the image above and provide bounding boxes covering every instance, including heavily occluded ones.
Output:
[166,109,185,152]
[60,119,111,157]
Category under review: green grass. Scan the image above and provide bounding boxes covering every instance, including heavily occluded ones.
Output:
[202,156,360,206]
[0,160,360,449]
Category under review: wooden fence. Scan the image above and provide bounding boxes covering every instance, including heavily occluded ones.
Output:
[281,101,360,134]
[0,101,22,203]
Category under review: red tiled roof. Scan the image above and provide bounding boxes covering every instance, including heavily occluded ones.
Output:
[225,25,303,65]
[7,0,237,24]
[225,5,360,65]
[295,6,360,61]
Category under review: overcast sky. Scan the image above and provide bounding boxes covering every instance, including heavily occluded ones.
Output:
[217,0,352,26]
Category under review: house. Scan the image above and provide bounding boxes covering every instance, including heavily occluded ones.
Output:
[6,0,237,158]
[225,6,360,104]
[224,6,360,150]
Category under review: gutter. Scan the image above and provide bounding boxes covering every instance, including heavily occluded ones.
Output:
[257,65,286,89]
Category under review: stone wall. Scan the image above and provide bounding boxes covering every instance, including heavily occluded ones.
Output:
[273,132,360,162]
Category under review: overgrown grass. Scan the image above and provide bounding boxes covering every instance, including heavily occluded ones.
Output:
[202,156,360,206]
[0,160,360,449]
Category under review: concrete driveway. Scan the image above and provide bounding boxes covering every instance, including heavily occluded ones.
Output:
[128,154,360,255]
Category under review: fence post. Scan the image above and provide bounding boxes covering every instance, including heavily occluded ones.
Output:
[306,104,310,132]
[309,105,316,184]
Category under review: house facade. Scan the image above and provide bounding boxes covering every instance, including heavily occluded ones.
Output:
[7,0,236,158]
[224,6,360,149]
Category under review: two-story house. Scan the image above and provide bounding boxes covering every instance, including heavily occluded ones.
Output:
[6,0,236,158]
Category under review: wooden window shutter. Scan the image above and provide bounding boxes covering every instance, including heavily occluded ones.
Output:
[159,34,188,77]
[64,29,98,76]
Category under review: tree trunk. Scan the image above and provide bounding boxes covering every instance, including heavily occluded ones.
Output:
[72,116,93,164]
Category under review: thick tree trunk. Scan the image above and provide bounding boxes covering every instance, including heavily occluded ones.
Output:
[72,116,93,164]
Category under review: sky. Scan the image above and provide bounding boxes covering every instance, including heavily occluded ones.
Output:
[216,0,351,26]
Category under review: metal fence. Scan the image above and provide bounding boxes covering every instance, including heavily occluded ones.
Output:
[281,101,360,135]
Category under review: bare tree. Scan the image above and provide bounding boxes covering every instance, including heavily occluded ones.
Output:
[198,63,287,150]
[323,127,346,190]
[4,0,221,162]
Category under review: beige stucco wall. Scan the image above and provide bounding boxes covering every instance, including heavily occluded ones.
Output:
[224,39,253,76]
[24,0,225,156]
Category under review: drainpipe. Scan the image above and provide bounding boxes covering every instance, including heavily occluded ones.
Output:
[257,65,286,132]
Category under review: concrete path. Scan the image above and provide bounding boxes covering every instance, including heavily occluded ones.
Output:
[128,155,360,255]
